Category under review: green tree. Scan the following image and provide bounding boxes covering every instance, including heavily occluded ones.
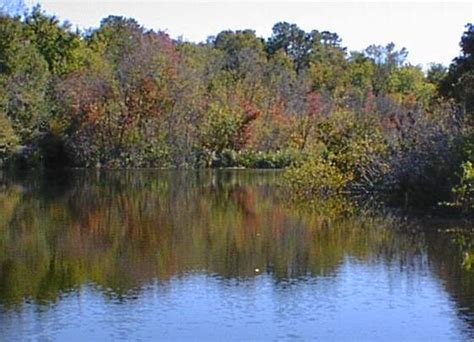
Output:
[442,23,474,118]
[365,42,408,95]
[266,22,309,71]
[386,65,435,108]
[25,6,86,75]
[427,63,447,87]
[0,14,50,144]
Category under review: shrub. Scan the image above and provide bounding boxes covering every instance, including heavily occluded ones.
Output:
[452,161,474,212]
[285,157,350,197]
[285,111,390,197]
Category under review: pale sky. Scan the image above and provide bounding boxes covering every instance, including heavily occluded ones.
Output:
[27,1,474,68]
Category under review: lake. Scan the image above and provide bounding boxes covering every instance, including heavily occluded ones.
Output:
[0,170,473,340]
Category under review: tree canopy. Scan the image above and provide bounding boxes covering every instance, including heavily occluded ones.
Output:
[0,6,473,209]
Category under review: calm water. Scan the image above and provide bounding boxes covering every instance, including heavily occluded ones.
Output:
[0,170,473,341]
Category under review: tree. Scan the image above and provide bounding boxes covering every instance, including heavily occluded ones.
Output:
[88,15,144,69]
[427,63,447,86]
[199,101,244,163]
[25,6,86,75]
[55,22,180,167]
[386,65,435,109]
[442,23,474,118]
[365,42,408,95]
[266,22,310,71]
[213,29,265,71]
[0,14,50,144]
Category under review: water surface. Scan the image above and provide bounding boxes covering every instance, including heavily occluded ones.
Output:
[0,170,473,340]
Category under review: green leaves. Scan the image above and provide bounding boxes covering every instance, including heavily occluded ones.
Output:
[0,14,50,146]
[0,6,469,179]
[200,102,244,155]
[0,112,18,164]
[286,156,350,196]
[452,161,474,212]
[285,110,390,197]
[441,24,474,118]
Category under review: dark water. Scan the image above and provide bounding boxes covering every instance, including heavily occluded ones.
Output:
[0,170,473,341]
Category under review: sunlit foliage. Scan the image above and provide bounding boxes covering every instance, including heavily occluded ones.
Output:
[0,6,472,208]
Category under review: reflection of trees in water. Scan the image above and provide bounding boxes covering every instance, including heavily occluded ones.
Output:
[423,222,474,333]
[0,171,471,330]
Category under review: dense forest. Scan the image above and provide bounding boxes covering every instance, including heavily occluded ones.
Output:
[0,5,473,209]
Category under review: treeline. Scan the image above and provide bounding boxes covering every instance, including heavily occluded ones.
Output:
[0,6,473,207]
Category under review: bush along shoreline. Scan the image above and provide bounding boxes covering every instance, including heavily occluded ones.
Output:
[0,6,473,211]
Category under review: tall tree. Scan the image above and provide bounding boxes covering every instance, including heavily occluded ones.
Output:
[266,22,310,71]
[25,6,85,76]
[0,14,50,144]
[442,23,474,118]
[364,42,408,95]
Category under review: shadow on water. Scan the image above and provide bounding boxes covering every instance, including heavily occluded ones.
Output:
[0,170,473,338]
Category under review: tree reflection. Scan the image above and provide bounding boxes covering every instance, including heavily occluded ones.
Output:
[0,170,472,335]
